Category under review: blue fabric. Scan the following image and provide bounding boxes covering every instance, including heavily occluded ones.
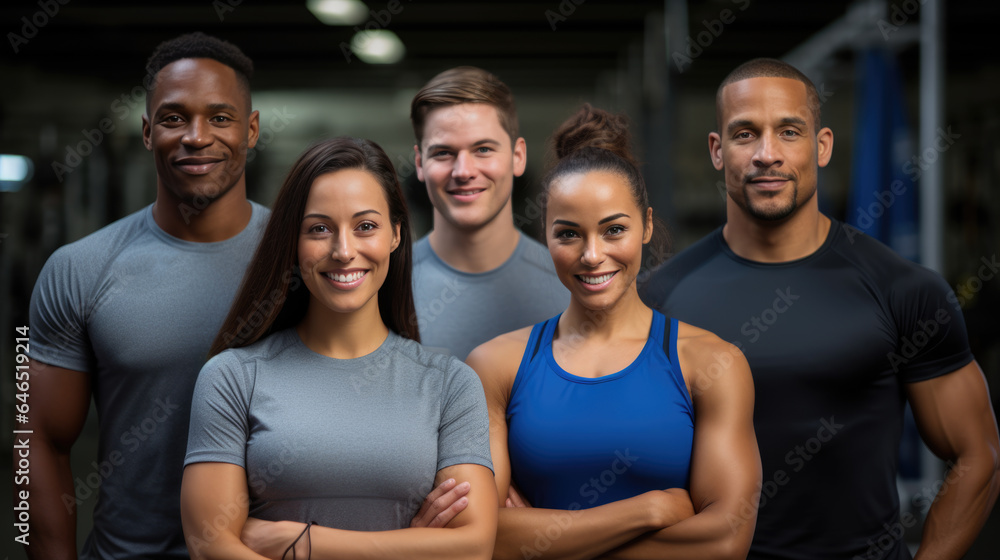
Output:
[506,311,694,510]
[847,48,919,261]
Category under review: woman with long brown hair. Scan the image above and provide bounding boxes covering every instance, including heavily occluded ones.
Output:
[180,137,496,559]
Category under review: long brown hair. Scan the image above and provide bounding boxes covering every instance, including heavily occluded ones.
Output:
[210,137,419,356]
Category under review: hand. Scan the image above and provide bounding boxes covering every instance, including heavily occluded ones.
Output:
[241,517,308,560]
[505,484,532,508]
[645,488,696,528]
[409,478,471,528]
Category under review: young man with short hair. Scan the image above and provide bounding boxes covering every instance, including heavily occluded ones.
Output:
[410,67,569,360]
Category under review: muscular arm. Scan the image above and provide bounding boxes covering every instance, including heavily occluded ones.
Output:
[906,360,1000,560]
[467,334,696,560]
[181,462,497,560]
[18,358,92,560]
[599,328,761,560]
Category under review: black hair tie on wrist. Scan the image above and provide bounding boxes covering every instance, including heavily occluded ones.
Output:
[282,521,317,560]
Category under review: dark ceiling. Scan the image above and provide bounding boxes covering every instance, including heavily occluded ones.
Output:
[2,0,996,93]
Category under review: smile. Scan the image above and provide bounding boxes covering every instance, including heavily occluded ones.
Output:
[322,270,367,288]
[575,271,617,290]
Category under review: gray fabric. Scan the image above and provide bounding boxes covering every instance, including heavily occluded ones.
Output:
[185,328,493,531]
[27,202,269,560]
[412,232,570,359]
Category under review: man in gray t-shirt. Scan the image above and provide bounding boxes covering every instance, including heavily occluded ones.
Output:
[410,67,569,359]
[23,34,267,560]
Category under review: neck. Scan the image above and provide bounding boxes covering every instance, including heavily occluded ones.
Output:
[296,298,390,359]
[559,285,652,343]
[723,198,831,263]
[152,181,252,242]
[428,203,521,273]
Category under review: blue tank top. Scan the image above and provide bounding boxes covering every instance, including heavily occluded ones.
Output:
[506,310,694,510]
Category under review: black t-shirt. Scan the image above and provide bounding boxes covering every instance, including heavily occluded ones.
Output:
[640,219,973,560]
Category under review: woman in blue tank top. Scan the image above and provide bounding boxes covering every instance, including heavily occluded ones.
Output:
[466,105,761,559]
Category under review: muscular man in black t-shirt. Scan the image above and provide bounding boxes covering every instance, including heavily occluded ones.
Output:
[642,58,999,560]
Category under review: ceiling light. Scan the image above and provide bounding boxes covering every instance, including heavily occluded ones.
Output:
[0,154,33,192]
[307,0,369,26]
[350,30,405,64]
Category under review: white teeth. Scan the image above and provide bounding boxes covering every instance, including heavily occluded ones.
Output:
[325,271,365,283]
[579,272,615,285]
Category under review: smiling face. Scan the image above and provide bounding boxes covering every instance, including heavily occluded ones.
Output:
[142,57,259,207]
[297,169,401,319]
[414,103,526,233]
[709,77,833,223]
[545,170,652,311]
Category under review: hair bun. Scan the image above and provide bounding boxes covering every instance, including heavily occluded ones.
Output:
[552,104,636,167]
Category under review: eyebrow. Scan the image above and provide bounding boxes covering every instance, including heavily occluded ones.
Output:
[599,213,629,224]
[302,209,382,221]
[726,116,808,135]
[156,101,239,114]
[425,138,502,153]
[552,213,630,228]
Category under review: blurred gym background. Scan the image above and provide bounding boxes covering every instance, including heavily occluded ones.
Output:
[1,0,997,556]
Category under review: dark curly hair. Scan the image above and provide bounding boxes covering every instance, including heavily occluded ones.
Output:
[144,32,253,111]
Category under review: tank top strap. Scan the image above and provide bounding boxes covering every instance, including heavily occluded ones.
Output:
[510,314,561,399]
[657,313,692,410]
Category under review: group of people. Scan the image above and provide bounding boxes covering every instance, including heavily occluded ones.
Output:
[21,32,998,560]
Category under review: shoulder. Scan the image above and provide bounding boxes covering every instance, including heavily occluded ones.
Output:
[465,325,534,398]
[830,220,952,297]
[675,321,751,399]
[40,208,150,274]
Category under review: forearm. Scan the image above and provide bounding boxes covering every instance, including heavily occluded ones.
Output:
[598,503,754,560]
[300,523,493,560]
[493,494,663,560]
[19,443,77,560]
[914,453,1000,560]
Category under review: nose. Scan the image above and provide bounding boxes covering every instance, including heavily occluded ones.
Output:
[181,118,213,149]
[580,236,604,268]
[752,132,783,169]
[330,232,357,262]
[452,151,475,182]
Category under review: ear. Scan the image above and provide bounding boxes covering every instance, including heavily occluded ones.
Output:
[642,206,654,244]
[390,221,401,253]
[816,126,834,168]
[708,132,724,171]
[246,110,260,150]
[413,144,424,182]
[512,137,527,178]
[142,113,152,151]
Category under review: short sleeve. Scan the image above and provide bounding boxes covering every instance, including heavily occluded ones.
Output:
[27,247,95,372]
[185,351,255,467]
[889,266,974,383]
[437,359,493,473]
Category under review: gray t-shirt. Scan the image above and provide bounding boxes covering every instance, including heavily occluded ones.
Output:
[27,202,269,560]
[412,232,569,359]
[185,328,493,531]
